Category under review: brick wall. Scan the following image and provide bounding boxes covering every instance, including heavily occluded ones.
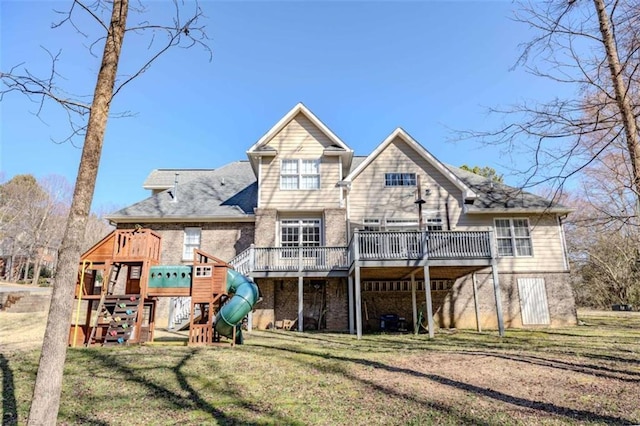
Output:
[323,209,347,246]
[359,271,576,331]
[254,209,277,247]
[253,279,274,329]
[259,278,348,331]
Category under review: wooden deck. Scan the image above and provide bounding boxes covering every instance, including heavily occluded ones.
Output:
[231,230,494,277]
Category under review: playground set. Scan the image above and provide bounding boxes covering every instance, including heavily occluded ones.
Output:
[69,228,259,347]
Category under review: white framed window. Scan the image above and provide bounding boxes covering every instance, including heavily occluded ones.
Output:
[494,218,532,257]
[425,218,443,231]
[183,227,201,260]
[280,159,320,190]
[385,173,416,186]
[385,219,419,230]
[363,218,381,232]
[280,219,321,257]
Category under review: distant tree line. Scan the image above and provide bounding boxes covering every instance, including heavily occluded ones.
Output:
[0,173,112,284]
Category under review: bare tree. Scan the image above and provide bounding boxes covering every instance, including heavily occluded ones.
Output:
[459,0,639,207]
[1,1,210,423]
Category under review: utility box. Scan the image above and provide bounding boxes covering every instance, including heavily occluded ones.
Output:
[379,314,399,331]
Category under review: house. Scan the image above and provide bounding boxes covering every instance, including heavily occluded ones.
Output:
[106,103,577,337]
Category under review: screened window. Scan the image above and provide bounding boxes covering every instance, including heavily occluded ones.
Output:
[495,218,532,257]
[385,173,416,186]
[183,227,201,260]
[280,159,320,189]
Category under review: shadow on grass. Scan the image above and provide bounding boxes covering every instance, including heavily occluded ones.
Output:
[88,349,298,425]
[458,351,640,383]
[252,343,634,425]
[1,354,17,426]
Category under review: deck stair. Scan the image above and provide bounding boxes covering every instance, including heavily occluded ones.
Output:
[102,295,140,346]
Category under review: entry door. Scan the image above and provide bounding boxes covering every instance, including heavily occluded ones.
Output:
[517,278,550,325]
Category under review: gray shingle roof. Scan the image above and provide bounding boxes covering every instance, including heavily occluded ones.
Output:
[446,165,570,213]
[143,169,218,189]
[107,162,257,221]
[108,159,568,223]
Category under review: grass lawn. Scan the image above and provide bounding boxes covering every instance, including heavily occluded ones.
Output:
[1,311,639,425]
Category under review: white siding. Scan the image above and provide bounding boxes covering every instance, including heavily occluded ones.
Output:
[456,214,567,271]
[259,113,342,210]
[349,136,464,229]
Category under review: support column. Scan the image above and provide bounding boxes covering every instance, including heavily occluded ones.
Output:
[488,229,505,337]
[348,275,354,334]
[472,272,482,333]
[298,276,304,332]
[355,266,362,339]
[247,310,253,333]
[423,265,435,339]
[411,273,418,335]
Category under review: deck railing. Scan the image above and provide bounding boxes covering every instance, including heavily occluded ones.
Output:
[229,230,492,273]
[354,230,491,260]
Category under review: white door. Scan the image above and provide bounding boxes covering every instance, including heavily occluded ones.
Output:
[517,278,550,325]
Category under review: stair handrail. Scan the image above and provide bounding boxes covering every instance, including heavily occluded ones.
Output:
[169,296,192,329]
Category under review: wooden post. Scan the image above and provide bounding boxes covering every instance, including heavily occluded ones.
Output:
[488,229,505,337]
[298,276,304,332]
[355,266,362,339]
[411,273,418,335]
[472,272,482,333]
[423,265,435,339]
[348,275,354,335]
[353,229,362,339]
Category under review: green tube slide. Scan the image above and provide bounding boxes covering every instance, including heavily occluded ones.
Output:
[214,269,260,344]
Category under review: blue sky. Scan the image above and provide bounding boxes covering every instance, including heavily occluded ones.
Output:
[1,1,571,212]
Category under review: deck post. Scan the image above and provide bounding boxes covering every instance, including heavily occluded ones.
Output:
[355,266,362,339]
[472,272,482,333]
[411,273,418,335]
[423,264,435,339]
[353,229,362,339]
[298,246,304,332]
[488,229,505,337]
[248,244,256,273]
[348,275,355,334]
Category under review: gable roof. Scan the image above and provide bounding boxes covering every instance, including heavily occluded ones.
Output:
[106,162,257,223]
[246,103,353,175]
[344,128,478,201]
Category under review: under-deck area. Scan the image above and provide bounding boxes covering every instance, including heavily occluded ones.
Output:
[230,229,504,338]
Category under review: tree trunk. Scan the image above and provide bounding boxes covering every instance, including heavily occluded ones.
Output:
[22,258,31,281]
[593,0,640,209]
[27,1,129,424]
[32,257,43,286]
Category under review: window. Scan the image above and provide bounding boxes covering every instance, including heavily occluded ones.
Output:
[385,173,416,186]
[280,159,320,189]
[425,218,443,231]
[495,218,532,257]
[281,219,321,256]
[385,219,419,230]
[363,219,381,232]
[183,227,201,260]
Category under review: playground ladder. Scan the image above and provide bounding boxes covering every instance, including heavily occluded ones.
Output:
[86,263,121,346]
